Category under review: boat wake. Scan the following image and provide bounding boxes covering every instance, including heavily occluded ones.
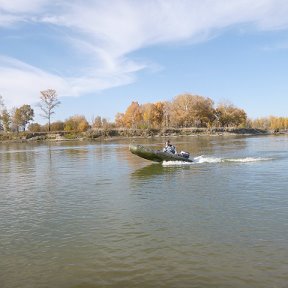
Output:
[162,156,272,166]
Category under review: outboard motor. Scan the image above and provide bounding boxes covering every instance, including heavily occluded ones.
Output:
[180,151,190,159]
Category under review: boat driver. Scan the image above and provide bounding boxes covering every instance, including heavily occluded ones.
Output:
[163,140,177,154]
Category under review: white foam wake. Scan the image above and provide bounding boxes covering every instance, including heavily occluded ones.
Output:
[162,160,193,166]
[162,156,272,166]
[193,155,222,163]
[225,157,272,163]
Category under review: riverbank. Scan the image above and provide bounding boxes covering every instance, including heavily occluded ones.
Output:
[0,127,271,143]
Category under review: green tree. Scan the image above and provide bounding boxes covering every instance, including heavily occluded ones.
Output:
[38,89,61,131]
[0,95,5,130]
[13,105,34,131]
[1,109,11,132]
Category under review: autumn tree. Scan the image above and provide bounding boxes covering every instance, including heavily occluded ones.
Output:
[170,94,215,127]
[141,103,153,128]
[114,113,125,128]
[101,118,112,129]
[215,103,247,127]
[64,115,89,132]
[250,116,288,130]
[264,116,288,131]
[28,123,42,132]
[255,117,278,130]
[250,117,269,129]
[122,101,143,128]
[50,121,65,131]
[140,101,165,128]
[162,101,172,128]
[92,116,103,128]
[38,89,61,131]
[151,102,165,128]
[193,96,216,127]
[170,94,192,127]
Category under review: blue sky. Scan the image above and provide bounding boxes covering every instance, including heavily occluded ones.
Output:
[0,0,288,124]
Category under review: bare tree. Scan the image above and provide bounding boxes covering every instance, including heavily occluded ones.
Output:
[38,89,61,131]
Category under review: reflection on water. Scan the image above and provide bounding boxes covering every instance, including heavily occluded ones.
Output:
[131,163,173,179]
[1,136,288,288]
[131,163,200,186]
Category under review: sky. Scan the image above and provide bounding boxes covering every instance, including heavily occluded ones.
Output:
[0,0,288,124]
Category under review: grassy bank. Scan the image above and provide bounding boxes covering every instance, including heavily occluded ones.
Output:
[0,127,270,143]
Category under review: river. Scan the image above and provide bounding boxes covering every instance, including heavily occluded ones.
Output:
[0,135,287,288]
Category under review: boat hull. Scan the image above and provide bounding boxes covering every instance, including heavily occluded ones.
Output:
[129,144,193,163]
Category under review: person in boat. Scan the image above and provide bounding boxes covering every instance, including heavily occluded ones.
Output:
[163,140,177,154]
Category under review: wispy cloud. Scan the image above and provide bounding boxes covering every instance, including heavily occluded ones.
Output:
[1,0,288,107]
[0,0,49,13]
[0,56,70,107]
[0,55,143,108]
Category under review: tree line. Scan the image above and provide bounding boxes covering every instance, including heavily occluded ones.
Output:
[0,91,287,133]
[0,89,60,133]
[249,116,288,131]
[115,94,248,129]
[0,89,108,133]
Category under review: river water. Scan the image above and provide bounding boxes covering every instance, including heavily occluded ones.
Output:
[0,135,288,288]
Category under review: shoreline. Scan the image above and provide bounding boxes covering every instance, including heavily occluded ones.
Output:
[0,127,272,144]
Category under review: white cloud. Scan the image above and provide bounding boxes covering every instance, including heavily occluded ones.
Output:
[0,56,69,107]
[0,0,49,13]
[1,0,288,107]
[50,0,288,52]
[0,14,20,27]
[0,0,52,27]
[0,55,144,108]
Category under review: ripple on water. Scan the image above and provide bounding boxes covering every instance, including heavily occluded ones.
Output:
[1,139,288,288]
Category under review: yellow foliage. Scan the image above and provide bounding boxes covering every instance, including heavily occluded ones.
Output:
[170,94,215,127]
[64,115,89,132]
[122,101,143,128]
[251,116,288,130]
[216,103,247,127]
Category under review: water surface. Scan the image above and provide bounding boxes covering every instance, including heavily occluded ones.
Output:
[1,135,288,288]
